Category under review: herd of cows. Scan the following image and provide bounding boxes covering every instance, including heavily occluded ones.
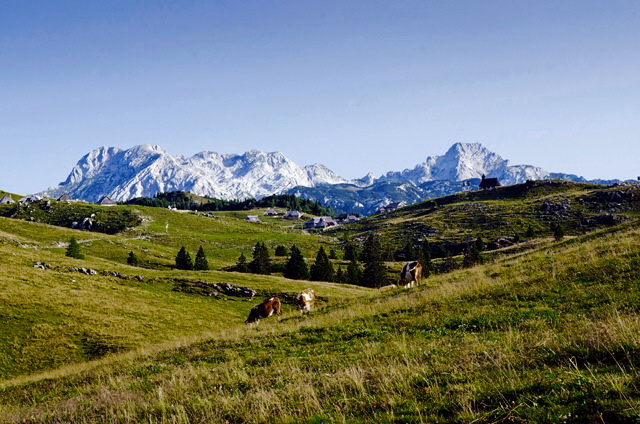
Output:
[243,261,423,325]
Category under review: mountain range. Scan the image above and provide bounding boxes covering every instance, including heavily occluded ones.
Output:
[40,142,620,215]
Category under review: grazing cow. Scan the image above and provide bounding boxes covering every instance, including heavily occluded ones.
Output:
[296,289,316,313]
[399,261,422,288]
[245,297,282,325]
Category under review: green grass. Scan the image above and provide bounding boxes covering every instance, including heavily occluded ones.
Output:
[0,183,639,422]
[346,180,640,253]
[0,203,332,270]
[0,207,369,381]
[1,220,639,422]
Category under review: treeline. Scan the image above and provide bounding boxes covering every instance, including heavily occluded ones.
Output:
[232,234,409,288]
[125,192,333,216]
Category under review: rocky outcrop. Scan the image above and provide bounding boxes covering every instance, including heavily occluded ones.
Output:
[172,280,257,299]
[33,262,144,281]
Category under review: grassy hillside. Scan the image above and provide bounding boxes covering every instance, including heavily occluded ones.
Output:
[0,205,370,381]
[345,180,640,255]
[0,239,369,379]
[0,202,332,269]
[1,220,639,422]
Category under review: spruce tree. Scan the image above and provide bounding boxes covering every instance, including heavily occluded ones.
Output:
[175,246,193,270]
[236,252,249,273]
[513,232,521,244]
[404,241,416,261]
[329,248,338,260]
[127,251,138,266]
[194,246,209,271]
[346,257,363,286]
[474,236,485,252]
[249,242,271,274]
[463,243,482,268]
[335,266,345,283]
[66,237,84,259]
[284,245,309,280]
[440,249,457,273]
[417,245,432,278]
[343,242,358,261]
[553,223,565,241]
[310,246,335,282]
[463,247,474,268]
[274,245,288,257]
[361,233,387,287]
[437,245,450,259]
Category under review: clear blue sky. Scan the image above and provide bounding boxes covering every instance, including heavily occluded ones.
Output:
[1,0,639,194]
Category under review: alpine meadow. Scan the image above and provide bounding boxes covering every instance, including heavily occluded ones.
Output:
[3,2,640,423]
[1,178,639,422]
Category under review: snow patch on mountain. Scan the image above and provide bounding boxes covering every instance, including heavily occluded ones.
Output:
[41,142,613,214]
[42,145,351,202]
[378,142,556,185]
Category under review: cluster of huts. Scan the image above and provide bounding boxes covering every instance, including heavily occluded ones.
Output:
[245,208,361,230]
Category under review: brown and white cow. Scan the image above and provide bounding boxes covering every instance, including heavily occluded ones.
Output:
[296,288,316,313]
[245,297,282,325]
[399,261,422,288]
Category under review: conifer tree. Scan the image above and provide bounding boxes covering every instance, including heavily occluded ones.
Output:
[335,266,345,283]
[284,245,309,280]
[127,251,138,266]
[66,237,84,259]
[404,241,416,261]
[361,233,387,287]
[440,248,458,272]
[343,242,358,261]
[175,246,194,270]
[274,245,288,257]
[346,257,363,286]
[236,252,249,273]
[553,223,565,241]
[310,246,335,282]
[329,248,338,260]
[474,236,485,252]
[463,243,483,268]
[437,244,450,259]
[194,246,209,271]
[417,245,432,278]
[249,242,271,274]
[513,232,521,244]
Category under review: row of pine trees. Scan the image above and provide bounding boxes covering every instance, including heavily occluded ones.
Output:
[234,234,415,288]
[174,246,210,270]
[63,223,565,286]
